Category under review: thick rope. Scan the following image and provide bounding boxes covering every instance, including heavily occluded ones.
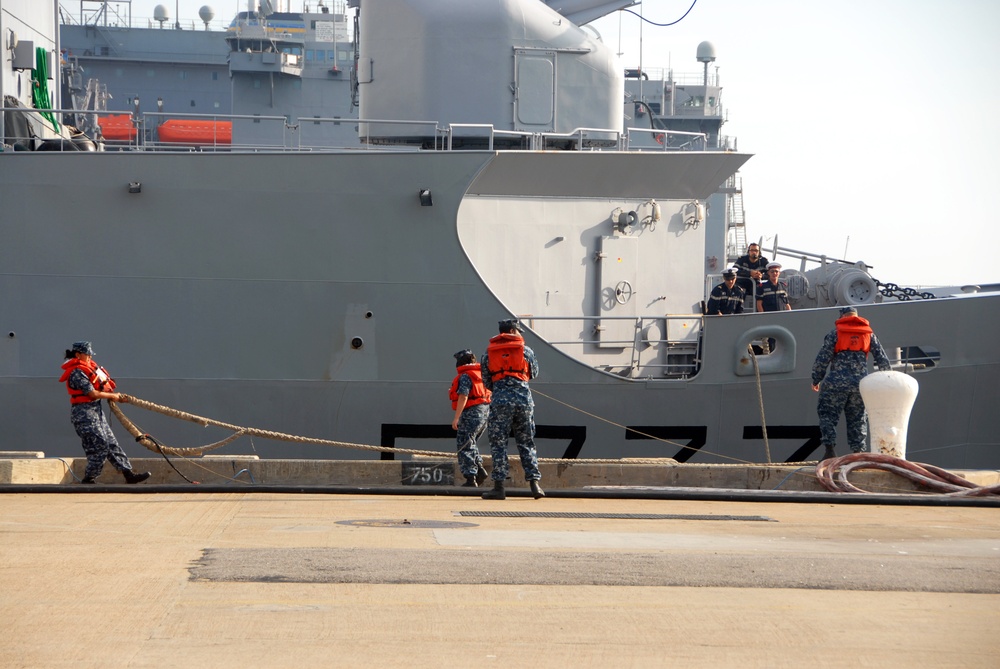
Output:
[109,400,243,456]
[815,453,1000,496]
[109,395,684,465]
[747,345,772,463]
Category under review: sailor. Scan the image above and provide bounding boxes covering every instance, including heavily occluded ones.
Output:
[810,307,892,460]
[756,262,791,312]
[734,242,769,299]
[59,342,151,484]
[706,267,745,315]
[449,349,491,487]
[480,319,544,500]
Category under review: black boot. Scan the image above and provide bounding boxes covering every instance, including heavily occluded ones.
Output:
[820,445,836,461]
[475,465,489,487]
[481,481,506,500]
[122,469,151,484]
[461,475,478,487]
[80,476,96,484]
[529,480,545,499]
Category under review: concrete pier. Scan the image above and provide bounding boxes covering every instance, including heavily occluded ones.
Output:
[2,490,998,668]
[2,453,998,496]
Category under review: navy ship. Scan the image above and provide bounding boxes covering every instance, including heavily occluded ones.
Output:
[1,0,997,468]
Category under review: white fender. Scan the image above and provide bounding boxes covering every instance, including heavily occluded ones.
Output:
[859,371,919,459]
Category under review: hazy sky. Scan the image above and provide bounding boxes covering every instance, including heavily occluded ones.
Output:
[137,0,999,287]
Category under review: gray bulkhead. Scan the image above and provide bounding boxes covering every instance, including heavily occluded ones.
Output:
[459,151,751,379]
[357,0,622,144]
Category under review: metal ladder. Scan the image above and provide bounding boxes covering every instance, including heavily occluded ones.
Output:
[725,174,747,263]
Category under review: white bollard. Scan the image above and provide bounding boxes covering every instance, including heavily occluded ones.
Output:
[859,371,919,459]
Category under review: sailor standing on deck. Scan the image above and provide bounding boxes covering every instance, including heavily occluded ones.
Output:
[756,262,792,312]
[480,319,544,500]
[59,341,150,484]
[449,349,491,487]
[811,307,892,461]
[734,242,768,298]
[706,267,745,315]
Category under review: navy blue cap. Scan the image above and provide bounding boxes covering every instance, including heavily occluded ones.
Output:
[498,319,522,333]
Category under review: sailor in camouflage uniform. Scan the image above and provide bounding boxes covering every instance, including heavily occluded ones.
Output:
[449,349,491,487]
[480,319,544,500]
[811,307,892,460]
[59,341,150,484]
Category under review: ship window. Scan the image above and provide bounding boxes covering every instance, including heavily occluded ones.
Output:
[306,50,315,61]
[253,79,261,89]
[190,100,196,107]
[293,80,302,90]
[146,69,155,78]
[115,68,124,77]
[212,71,219,80]
[338,49,350,61]
[178,71,188,80]
[214,102,220,109]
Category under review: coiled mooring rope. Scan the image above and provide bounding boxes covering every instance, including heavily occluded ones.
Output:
[815,453,1000,496]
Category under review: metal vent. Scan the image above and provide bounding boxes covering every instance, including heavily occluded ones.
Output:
[457,511,773,522]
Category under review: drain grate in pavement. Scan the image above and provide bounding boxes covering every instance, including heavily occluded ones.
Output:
[456,511,774,522]
[335,519,478,528]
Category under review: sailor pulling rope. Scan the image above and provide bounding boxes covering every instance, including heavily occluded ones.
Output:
[110,395,999,496]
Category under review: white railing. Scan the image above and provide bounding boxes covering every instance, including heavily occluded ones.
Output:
[2,107,714,154]
[524,314,704,380]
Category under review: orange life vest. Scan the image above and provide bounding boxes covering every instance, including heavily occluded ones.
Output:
[834,315,873,355]
[59,357,117,404]
[486,333,530,382]
[449,364,491,410]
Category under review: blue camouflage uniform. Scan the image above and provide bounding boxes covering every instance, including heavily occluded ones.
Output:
[811,322,891,452]
[481,346,541,483]
[67,369,135,479]
[453,373,489,478]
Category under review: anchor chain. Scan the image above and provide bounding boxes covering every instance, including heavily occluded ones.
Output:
[873,278,936,301]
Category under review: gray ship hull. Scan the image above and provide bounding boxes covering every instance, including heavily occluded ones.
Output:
[2,150,998,468]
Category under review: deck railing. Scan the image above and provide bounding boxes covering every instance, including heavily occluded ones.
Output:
[1,107,711,154]
[523,314,704,380]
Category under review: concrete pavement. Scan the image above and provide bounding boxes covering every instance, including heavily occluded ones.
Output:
[1,490,998,668]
